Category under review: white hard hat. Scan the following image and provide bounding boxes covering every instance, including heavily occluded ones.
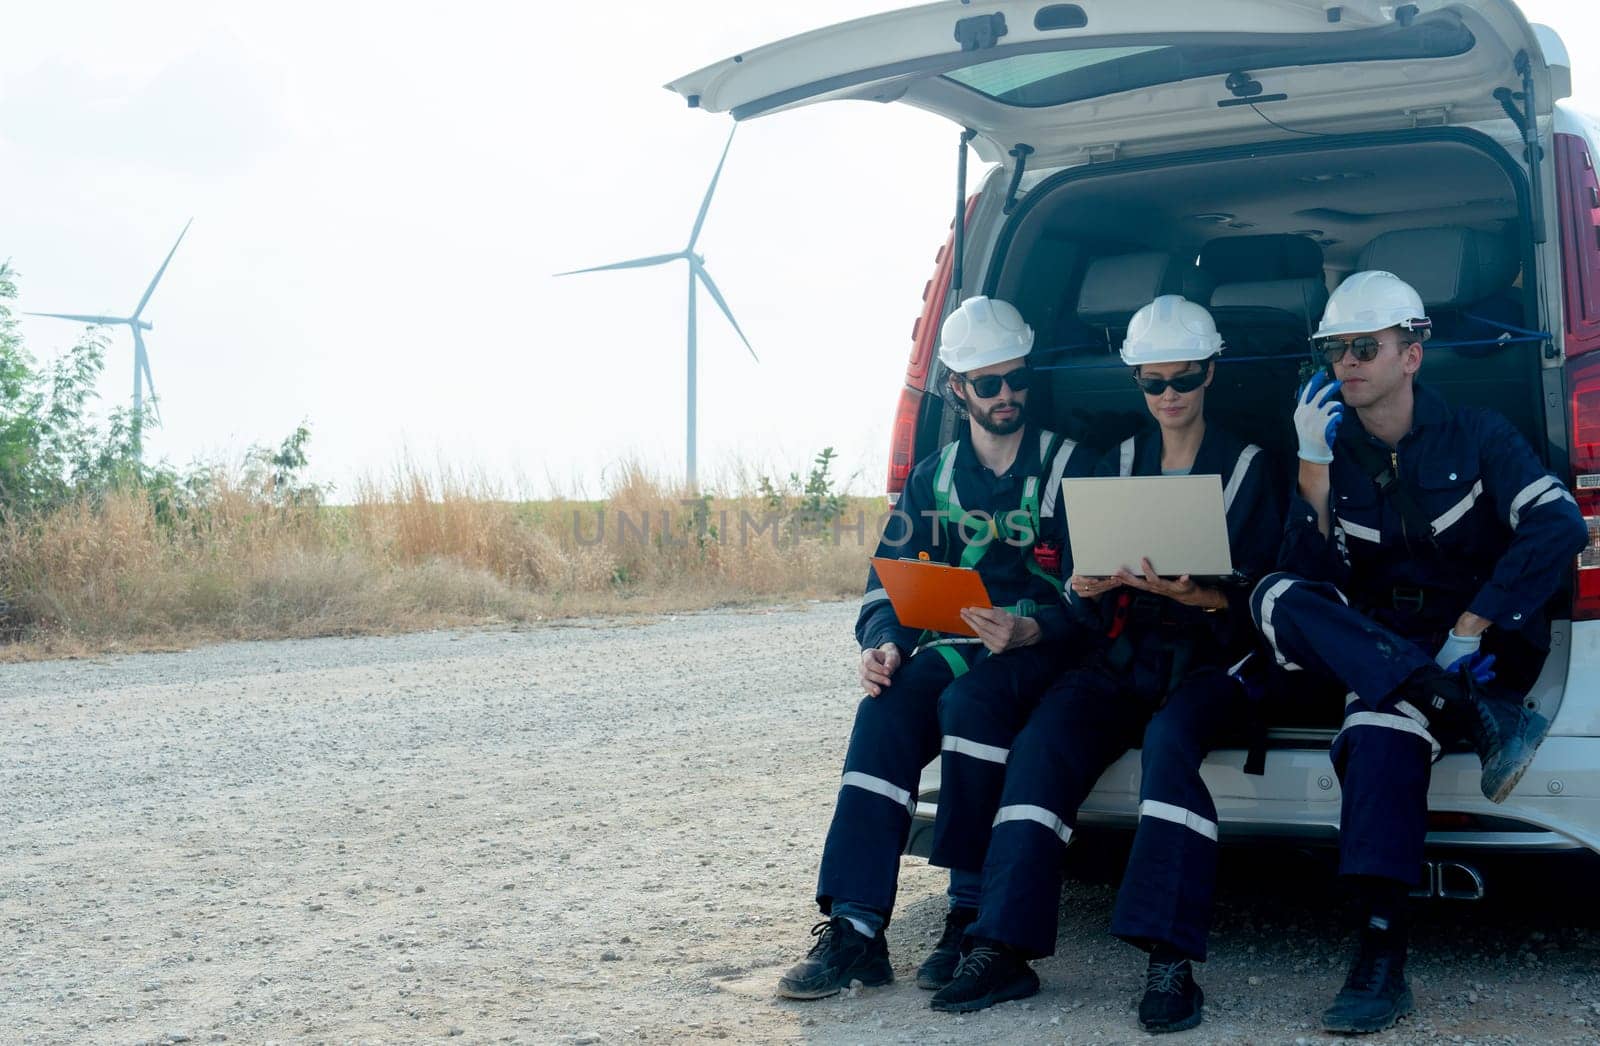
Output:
[1314,270,1431,341]
[1119,295,1224,366]
[938,296,1034,372]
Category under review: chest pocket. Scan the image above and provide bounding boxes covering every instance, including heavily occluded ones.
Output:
[1413,455,1486,544]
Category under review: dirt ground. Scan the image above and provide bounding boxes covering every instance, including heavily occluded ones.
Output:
[3,600,1599,1045]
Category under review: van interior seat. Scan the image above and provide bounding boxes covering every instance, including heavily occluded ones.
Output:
[1198,233,1325,286]
[1208,279,1330,356]
[1199,233,1328,354]
[1075,251,1215,344]
[1196,238,1331,469]
[1356,226,1522,346]
[1032,251,1213,448]
[1356,225,1541,447]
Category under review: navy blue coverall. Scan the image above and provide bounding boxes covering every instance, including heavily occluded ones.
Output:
[1250,383,1588,884]
[817,425,1094,926]
[970,423,1280,961]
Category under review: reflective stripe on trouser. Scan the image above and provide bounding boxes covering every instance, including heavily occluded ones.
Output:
[1249,572,1434,710]
[929,643,1070,874]
[969,668,1151,959]
[816,644,967,920]
[1249,573,1434,886]
[1331,699,1432,885]
[1109,672,1250,962]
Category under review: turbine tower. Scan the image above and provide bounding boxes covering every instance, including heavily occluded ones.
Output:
[557,127,755,491]
[27,218,193,457]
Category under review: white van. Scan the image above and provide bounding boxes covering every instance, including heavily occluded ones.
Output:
[670,1,1600,883]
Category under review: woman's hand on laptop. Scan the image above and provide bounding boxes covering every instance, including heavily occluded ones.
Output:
[960,607,1040,654]
[1070,575,1121,600]
[1115,558,1225,610]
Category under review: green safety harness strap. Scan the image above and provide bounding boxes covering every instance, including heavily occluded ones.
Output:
[916,431,1066,672]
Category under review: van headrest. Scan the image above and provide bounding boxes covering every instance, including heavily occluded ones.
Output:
[1209,278,1329,335]
[1357,227,1517,308]
[1077,252,1213,328]
[1199,235,1324,284]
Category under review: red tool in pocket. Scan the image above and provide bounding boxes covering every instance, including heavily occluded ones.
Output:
[1033,539,1062,577]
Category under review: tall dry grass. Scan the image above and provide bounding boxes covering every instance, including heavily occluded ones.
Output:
[0,458,883,659]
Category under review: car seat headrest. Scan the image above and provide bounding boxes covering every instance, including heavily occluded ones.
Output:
[1077,252,1213,329]
[1356,227,1518,309]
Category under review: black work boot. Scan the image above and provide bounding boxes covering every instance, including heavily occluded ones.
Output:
[1417,667,1549,803]
[1138,950,1204,1034]
[916,906,978,990]
[929,937,1039,1013]
[1322,926,1413,1034]
[775,917,893,1000]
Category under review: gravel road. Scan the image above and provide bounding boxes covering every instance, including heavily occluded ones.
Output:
[4,600,1600,1045]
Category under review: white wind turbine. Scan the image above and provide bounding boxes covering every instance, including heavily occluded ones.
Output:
[27,219,193,457]
[556,128,756,490]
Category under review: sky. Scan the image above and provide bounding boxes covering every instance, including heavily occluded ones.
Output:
[2,1,1597,499]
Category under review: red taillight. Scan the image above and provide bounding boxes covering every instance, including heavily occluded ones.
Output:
[889,196,980,498]
[1556,133,1600,358]
[886,386,924,503]
[1567,353,1600,619]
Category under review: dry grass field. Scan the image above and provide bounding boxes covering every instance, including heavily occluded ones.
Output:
[0,458,882,661]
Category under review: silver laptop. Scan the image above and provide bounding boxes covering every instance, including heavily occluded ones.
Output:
[1059,475,1234,578]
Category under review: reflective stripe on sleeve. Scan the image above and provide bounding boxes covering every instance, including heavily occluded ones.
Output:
[1138,799,1219,842]
[941,735,1009,765]
[1519,485,1577,528]
[992,804,1073,846]
[1508,475,1561,530]
[1429,479,1484,536]
[860,587,889,607]
[841,771,916,813]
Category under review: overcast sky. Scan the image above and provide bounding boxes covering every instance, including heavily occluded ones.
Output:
[2,1,1596,498]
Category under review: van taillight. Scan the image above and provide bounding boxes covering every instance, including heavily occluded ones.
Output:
[887,386,924,503]
[887,196,979,499]
[1555,134,1600,357]
[1568,353,1600,619]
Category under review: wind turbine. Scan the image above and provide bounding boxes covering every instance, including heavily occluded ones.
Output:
[557,127,755,491]
[27,218,193,457]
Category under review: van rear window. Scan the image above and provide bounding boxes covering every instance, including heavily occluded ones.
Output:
[943,19,1474,108]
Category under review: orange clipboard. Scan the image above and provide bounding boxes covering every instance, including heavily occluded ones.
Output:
[871,556,993,637]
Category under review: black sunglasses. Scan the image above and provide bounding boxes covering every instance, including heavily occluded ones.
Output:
[962,366,1032,399]
[1313,335,1385,365]
[1133,369,1207,396]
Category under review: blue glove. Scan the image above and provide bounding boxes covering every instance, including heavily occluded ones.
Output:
[1293,371,1344,464]
[1446,651,1497,686]
[1435,629,1481,669]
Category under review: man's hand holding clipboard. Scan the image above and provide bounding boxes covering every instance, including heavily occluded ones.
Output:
[870,556,1041,659]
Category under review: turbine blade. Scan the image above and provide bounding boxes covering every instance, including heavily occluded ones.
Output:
[141,355,160,423]
[554,251,685,277]
[132,328,160,423]
[133,218,192,319]
[693,261,757,363]
[25,312,128,325]
[687,124,737,251]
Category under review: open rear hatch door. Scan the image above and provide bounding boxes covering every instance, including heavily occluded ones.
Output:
[667,1,1559,168]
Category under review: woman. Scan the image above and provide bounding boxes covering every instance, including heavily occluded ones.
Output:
[931,294,1282,1035]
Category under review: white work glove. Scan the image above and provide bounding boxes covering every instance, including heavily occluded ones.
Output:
[1435,630,1482,670]
[1293,372,1344,465]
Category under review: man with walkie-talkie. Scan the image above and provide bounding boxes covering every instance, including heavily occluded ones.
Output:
[1250,270,1588,1035]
